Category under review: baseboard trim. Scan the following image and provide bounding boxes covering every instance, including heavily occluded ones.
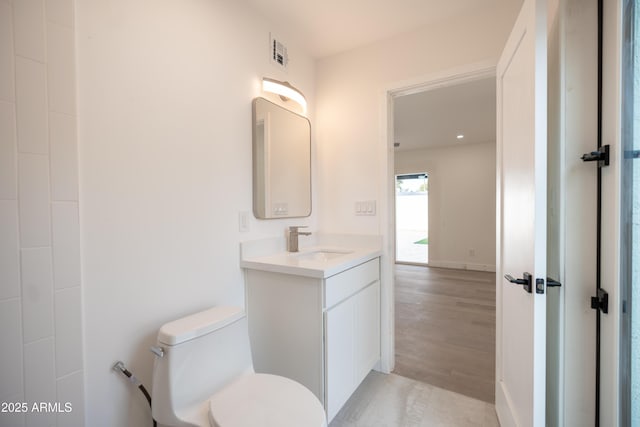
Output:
[495,380,517,427]
[427,260,496,272]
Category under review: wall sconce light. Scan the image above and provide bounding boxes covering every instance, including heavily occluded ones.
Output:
[262,78,307,112]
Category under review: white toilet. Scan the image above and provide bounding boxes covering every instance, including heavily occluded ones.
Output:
[151,306,327,427]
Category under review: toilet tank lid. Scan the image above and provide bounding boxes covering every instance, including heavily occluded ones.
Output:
[158,306,245,346]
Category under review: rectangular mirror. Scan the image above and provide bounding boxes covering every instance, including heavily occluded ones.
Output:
[252,97,311,219]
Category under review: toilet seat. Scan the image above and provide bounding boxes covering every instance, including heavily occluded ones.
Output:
[208,373,327,427]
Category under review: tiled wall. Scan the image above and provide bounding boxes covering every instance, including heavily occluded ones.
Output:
[0,0,84,426]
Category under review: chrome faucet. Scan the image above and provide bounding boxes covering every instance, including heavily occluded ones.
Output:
[286,226,312,252]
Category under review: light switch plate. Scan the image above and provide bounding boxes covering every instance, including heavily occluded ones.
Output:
[355,200,376,216]
[239,211,250,232]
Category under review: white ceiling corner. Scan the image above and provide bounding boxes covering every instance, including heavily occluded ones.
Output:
[246,0,522,58]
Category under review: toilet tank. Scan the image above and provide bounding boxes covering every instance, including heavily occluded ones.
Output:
[151,306,254,425]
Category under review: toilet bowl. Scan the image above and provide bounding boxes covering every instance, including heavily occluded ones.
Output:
[150,306,327,427]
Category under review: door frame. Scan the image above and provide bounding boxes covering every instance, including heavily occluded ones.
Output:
[600,0,624,425]
[374,4,624,425]
[377,61,496,373]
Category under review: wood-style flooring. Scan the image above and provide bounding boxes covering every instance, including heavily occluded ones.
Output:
[393,265,496,403]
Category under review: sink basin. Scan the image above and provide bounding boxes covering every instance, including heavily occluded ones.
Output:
[294,250,353,262]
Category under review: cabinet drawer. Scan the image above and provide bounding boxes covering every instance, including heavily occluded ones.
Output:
[325,258,379,309]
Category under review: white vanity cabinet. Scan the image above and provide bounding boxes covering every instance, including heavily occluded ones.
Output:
[244,257,380,422]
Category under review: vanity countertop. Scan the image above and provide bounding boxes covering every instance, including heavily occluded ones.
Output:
[240,245,382,279]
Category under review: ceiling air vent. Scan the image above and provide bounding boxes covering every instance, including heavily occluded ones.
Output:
[270,33,288,69]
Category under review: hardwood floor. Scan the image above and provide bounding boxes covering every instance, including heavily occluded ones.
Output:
[393,265,496,403]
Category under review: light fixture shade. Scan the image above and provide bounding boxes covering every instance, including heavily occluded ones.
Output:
[262,78,307,111]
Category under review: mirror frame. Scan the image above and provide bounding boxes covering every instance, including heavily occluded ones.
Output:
[252,97,312,219]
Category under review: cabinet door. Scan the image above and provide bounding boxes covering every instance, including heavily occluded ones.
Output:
[325,281,381,422]
[325,296,355,422]
[355,280,380,384]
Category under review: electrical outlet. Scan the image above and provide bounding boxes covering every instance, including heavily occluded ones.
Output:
[469,248,476,257]
[272,203,288,216]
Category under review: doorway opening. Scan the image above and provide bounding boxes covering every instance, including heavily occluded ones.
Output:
[390,72,497,404]
[395,173,429,265]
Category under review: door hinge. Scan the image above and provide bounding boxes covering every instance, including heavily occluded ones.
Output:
[591,288,609,314]
[581,144,610,167]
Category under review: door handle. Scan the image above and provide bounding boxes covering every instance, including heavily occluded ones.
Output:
[546,277,562,287]
[504,272,532,293]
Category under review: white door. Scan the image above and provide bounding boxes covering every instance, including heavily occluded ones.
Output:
[495,0,547,425]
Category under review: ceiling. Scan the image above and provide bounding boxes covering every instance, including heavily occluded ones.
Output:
[246,1,507,150]
[246,0,521,58]
[393,77,496,151]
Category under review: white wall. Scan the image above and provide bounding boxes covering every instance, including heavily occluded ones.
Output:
[316,5,519,236]
[76,1,316,425]
[395,142,496,271]
[315,4,519,370]
[0,1,84,426]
